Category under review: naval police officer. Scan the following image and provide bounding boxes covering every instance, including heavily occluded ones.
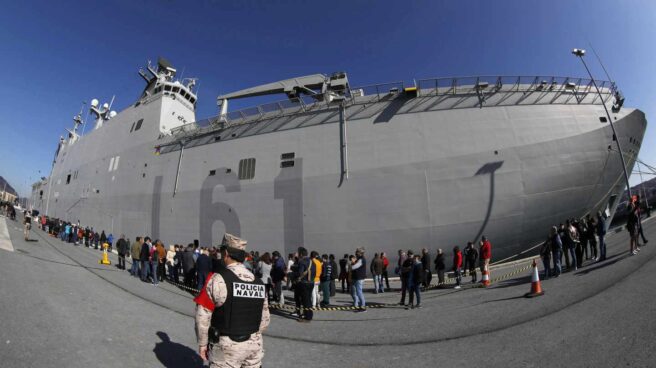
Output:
[195,233,270,367]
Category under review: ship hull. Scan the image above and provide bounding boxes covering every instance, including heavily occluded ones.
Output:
[34,102,647,261]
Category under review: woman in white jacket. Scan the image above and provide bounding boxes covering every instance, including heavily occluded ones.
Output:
[258,252,273,303]
[166,245,176,281]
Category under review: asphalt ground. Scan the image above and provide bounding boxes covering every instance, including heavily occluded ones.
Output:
[0,214,654,367]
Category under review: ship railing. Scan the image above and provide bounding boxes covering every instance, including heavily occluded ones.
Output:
[347,81,405,103]
[413,75,615,100]
[220,94,328,127]
[170,121,199,136]
[172,75,617,138]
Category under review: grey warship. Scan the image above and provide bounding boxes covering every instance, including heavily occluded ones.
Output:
[30,58,647,260]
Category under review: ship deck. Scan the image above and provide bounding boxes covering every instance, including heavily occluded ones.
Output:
[159,75,616,154]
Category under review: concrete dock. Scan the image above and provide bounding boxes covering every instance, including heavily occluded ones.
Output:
[0,214,655,367]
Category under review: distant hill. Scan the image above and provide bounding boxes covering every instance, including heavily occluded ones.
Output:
[0,176,18,196]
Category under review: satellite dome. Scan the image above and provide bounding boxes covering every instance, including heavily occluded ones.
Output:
[91,99,99,108]
[109,111,117,118]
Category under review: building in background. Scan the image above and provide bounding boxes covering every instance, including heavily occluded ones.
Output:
[0,176,18,204]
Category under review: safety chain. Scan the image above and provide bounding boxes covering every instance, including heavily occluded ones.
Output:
[268,303,398,312]
[268,261,536,312]
[164,278,201,294]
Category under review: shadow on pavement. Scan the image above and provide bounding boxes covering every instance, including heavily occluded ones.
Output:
[575,253,630,276]
[480,295,526,304]
[153,331,204,368]
[490,275,532,289]
[270,306,299,321]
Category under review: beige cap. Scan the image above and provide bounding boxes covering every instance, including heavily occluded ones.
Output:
[222,233,247,250]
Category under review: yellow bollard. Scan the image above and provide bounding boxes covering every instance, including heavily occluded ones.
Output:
[99,242,111,265]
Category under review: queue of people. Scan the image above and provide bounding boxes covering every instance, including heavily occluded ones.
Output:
[22,196,650,322]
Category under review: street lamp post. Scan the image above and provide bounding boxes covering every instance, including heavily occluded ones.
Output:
[572,48,632,199]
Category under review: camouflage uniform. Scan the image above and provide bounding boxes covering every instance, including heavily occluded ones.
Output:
[195,235,270,368]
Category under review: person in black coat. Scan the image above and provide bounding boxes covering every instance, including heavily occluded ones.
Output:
[195,249,211,292]
[420,248,432,287]
[465,242,478,283]
[399,250,414,306]
[434,249,446,286]
[174,246,183,282]
[116,234,129,270]
[99,231,107,248]
[182,244,196,288]
[140,237,152,282]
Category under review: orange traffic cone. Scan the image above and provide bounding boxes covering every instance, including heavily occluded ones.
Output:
[481,269,490,287]
[524,260,544,298]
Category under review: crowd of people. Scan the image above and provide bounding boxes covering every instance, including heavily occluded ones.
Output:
[539,195,649,281]
[1,202,17,220]
[15,194,649,324]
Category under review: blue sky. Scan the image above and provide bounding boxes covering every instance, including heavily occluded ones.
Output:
[0,0,655,196]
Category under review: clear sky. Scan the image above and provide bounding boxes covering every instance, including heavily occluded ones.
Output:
[0,0,655,196]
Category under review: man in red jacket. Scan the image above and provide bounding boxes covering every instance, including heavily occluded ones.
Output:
[453,246,463,289]
[381,252,390,291]
[480,236,492,286]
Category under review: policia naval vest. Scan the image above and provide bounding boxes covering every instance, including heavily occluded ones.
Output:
[210,267,265,340]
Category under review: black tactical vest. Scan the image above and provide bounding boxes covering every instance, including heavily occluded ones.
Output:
[210,267,265,336]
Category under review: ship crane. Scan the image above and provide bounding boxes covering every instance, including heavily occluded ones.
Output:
[215,72,351,184]
[216,72,350,123]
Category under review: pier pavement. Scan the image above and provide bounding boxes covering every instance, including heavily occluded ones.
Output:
[0,214,654,367]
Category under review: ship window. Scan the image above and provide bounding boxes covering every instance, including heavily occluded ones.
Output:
[599,116,608,123]
[66,174,71,184]
[281,160,295,168]
[172,87,180,93]
[214,136,221,141]
[130,122,135,132]
[190,97,196,104]
[209,170,216,176]
[281,152,295,160]
[164,85,172,92]
[238,158,256,180]
[135,119,143,131]
[226,168,232,173]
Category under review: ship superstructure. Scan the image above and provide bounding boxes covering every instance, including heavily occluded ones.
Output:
[31,58,647,261]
